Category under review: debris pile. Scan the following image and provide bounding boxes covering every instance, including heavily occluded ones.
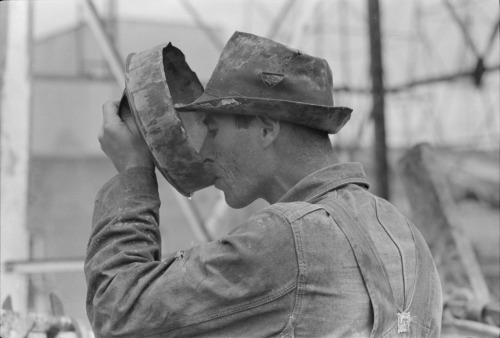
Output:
[1,294,92,338]
[399,143,500,337]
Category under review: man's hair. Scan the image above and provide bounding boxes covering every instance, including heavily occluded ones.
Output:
[234,114,255,129]
[233,114,332,154]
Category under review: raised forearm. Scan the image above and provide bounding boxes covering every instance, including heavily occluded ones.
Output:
[85,167,165,336]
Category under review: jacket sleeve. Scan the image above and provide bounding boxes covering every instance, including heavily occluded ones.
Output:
[85,167,297,337]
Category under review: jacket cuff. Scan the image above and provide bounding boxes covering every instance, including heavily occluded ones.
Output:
[95,167,159,211]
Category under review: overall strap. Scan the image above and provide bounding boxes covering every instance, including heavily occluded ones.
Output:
[317,198,408,337]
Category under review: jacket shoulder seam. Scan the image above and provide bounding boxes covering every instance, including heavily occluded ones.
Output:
[271,201,325,223]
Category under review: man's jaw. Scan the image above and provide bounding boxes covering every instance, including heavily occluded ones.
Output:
[213,176,222,190]
[213,177,245,209]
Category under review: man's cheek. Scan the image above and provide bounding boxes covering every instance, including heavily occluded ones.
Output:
[177,111,207,153]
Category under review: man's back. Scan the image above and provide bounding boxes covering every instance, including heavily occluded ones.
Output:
[86,163,442,337]
[271,162,442,337]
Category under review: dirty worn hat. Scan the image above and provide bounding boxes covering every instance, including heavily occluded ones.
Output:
[174,31,352,134]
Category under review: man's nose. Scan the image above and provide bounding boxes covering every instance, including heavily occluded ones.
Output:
[198,137,215,161]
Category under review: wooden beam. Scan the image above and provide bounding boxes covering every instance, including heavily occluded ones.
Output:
[81,0,125,86]
[443,0,480,58]
[178,0,225,52]
[266,0,297,40]
[0,1,32,313]
[367,0,389,199]
[482,17,500,58]
[442,316,500,337]
[5,259,84,274]
[289,0,322,47]
[332,64,500,94]
[386,64,500,93]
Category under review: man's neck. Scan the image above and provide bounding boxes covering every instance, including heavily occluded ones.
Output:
[264,152,338,204]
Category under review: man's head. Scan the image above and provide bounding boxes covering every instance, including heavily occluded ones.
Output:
[173,31,351,206]
[199,113,274,208]
[199,112,333,208]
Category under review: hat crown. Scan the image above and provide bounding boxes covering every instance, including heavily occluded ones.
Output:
[204,32,334,107]
[174,31,352,134]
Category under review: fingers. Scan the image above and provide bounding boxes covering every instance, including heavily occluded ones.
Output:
[98,98,154,172]
[102,100,121,124]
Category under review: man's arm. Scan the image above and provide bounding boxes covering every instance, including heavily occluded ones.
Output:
[85,170,297,336]
[86,102,298,337]
[85,166,164,335]
[87,101,161,335]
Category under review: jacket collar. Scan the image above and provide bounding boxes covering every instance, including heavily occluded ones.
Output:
[277,162,370,204]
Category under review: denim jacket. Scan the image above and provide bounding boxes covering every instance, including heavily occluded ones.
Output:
[85,163,442,337]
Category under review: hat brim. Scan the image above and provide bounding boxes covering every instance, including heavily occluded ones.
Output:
[174,94,352,134]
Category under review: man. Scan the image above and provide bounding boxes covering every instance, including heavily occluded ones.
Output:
[86,32,442,337]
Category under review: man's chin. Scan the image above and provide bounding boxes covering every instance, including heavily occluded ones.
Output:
[223,192,250,209]
[214,179,253,209]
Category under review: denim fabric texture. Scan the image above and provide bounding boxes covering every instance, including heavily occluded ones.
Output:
[85,163,442,337]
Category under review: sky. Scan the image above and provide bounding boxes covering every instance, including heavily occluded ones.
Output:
[33,0,286,39]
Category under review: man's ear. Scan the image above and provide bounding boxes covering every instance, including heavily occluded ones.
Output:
[255,115,280,148]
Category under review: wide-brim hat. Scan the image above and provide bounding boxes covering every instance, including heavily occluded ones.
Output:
[175,31,352,134]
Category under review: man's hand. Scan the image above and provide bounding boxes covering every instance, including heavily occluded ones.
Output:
[98,100,154,172]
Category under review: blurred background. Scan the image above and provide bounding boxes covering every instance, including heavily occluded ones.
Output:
[1,0,499,335]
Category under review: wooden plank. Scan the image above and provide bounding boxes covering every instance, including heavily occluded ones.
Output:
[434,149,500,208]
[398,143,490,304]
[49,292,65,317]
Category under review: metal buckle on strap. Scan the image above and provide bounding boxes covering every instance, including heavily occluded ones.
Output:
[397,311,411,333]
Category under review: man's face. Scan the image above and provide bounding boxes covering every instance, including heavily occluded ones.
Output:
[199,113,263,208]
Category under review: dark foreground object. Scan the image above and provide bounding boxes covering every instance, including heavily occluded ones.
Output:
[120,43,215,196]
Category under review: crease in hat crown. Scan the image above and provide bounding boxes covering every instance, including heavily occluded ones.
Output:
[175,31,353,134]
